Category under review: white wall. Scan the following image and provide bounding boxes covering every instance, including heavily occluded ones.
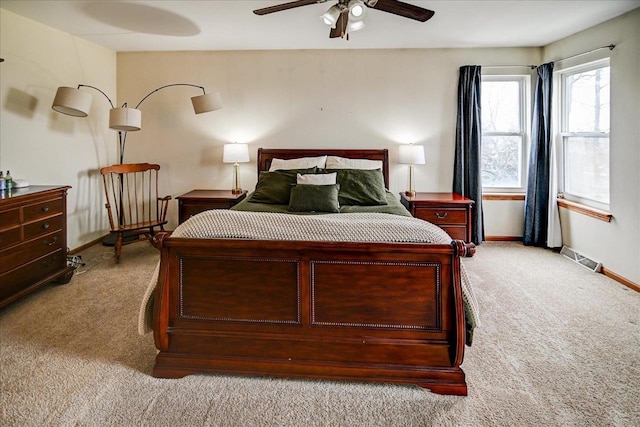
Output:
[0,9,117,249]
[116,47,539,233]
[544,8,640,284]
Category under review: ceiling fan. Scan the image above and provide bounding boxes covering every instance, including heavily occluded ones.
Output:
[253,0,435,39]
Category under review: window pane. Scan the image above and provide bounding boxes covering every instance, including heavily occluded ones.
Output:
[481,135,522,187]
[565,67,610,132]
[564,136,609,204]
[482,81,521,133]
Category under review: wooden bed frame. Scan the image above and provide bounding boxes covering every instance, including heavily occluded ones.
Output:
[152,148,475,395]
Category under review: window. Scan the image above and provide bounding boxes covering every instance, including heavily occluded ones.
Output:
[481,75,529,191]
[558,59,610,209]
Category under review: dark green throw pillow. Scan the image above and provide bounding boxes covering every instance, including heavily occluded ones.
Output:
[250,168,317,205]
[320,168,388,206]
[288,184,340,213]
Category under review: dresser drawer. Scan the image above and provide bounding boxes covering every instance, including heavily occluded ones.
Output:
[414,208,467,225]
[0,208,21,228]
[23,214,64,240]
[23,198,64,222]
[0,230,64,274]
[0,249,65,301]
[0,226,21,250]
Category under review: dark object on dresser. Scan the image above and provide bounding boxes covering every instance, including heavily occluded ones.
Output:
[0,186,74,307]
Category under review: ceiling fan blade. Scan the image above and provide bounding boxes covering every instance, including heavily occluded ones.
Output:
[253,0,327,16]
[329,11,348,38]
[368,0,435,22]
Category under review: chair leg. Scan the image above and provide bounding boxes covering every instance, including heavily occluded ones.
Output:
[115,232,123,263]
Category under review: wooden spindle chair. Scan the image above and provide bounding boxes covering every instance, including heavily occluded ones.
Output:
[100,163,171,262]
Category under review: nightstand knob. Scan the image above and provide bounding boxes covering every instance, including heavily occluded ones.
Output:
[435,212,448,219]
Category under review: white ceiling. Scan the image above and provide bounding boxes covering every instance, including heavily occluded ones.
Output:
[2,0,639,51]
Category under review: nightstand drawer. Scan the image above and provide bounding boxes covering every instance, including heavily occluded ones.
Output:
[414,208,467,225]
[440,226,467,241]
[400,192,474,243]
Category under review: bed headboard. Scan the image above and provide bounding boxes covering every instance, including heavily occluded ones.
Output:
[257,148,390,189]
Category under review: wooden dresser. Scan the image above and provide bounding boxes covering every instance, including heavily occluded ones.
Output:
[400,192,475,243]
[0,186,74,308]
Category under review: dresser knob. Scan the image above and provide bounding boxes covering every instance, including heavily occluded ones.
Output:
[42,206,50,213]
[435,212,448,219]
[42,223,50,230]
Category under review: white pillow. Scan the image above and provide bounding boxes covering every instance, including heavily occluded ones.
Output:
[297,172,337,185]
[269,156,327,171]
[325,156,383,170]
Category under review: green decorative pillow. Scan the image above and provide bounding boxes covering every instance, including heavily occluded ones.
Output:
[288,184,340,213]
[250,168,317,205]
[320,168,388,206]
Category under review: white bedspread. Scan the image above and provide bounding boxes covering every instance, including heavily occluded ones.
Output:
[138,210,480,338]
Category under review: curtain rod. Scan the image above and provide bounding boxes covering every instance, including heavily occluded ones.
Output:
[481,44,615,70]
[482,65,537,70]
[554,44,615,63]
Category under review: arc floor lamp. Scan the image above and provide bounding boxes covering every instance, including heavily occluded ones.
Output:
[51,83,223,163]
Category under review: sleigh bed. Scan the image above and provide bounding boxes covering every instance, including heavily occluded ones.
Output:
[145,148,478,396]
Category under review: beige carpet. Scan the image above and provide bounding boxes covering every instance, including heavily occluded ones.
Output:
[1,241,638,426]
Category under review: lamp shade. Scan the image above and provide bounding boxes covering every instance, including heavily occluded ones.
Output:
[398,144,426,165]
[349,0,366,18]
[321,5,342,28]
[52,87,93,117]
[223,143,250,163]
[191,92,223,114]
[109,107,142,131]
[346,20,366,33]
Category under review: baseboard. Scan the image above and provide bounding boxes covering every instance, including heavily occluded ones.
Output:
[484,236,522,241]
[69,234,110,254]
[601,267,640,293]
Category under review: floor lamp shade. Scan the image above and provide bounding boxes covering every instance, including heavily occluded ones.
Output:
[51,87,93,117]
[191,92,223,114]
[109,107,142,131]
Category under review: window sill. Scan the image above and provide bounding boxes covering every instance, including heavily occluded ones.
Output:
[557,198,612,222]
[483,193,525,201]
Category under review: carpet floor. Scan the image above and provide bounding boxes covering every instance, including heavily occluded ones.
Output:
[1,241,638,426]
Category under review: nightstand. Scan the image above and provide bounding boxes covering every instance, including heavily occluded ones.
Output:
[400,192,474,243]
[177,190,247,224]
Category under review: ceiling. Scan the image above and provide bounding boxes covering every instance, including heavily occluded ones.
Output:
[2,0,639,51]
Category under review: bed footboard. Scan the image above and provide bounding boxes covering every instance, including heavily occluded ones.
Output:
[153,236,469,395]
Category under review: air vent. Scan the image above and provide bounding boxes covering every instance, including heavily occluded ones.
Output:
[560,245,602,273]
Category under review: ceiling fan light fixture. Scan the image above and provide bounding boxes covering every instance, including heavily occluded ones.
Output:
[346,20,366,33]
[348,0,366,19]
[321,4,342,28]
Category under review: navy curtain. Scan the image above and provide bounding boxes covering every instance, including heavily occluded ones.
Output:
[524,62,554,246]
[454,65,484,244]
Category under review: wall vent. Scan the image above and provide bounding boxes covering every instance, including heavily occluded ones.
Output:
[560,245,602,273]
